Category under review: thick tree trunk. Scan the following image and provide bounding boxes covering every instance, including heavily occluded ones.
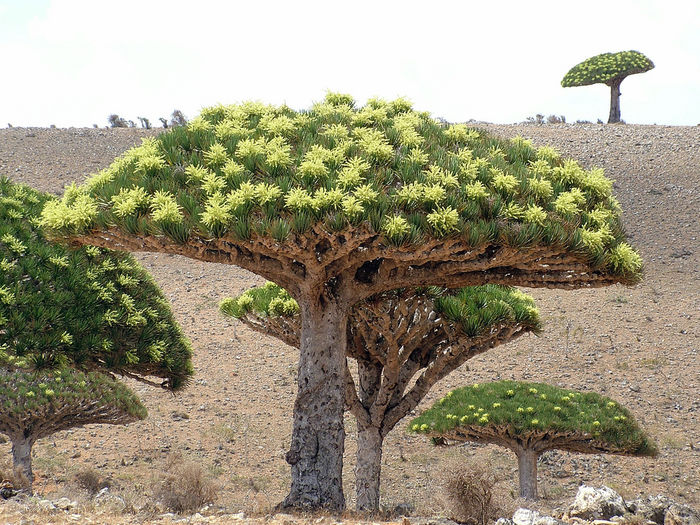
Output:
[608,78,623,124]
[516,447,538,500]
[282,298,348,511]
[11,436,34,493]
[355,424,383,512]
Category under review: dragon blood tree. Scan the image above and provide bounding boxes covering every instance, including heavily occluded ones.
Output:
[0,177,193,488]
[0,367,146,490]
[410,381,657,500]
[562,50,654,124]
[41,93,641,510]
[221,283,541,511]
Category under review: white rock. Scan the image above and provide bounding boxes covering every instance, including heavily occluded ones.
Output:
[54,497,77,511]
[513,508,565,525]
[568,485,628,521]
[37,499,56,511]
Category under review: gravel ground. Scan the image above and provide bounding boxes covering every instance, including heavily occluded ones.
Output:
[0,123,698,523]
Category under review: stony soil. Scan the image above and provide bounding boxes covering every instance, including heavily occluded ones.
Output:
[0,123,698,524]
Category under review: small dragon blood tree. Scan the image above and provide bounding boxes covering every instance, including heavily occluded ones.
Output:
[0,367,146,491]
[221,283,541,511]
[410,381,657,500]
[41,93,641,510]
[562,50,654,124]
[0,177,193,490]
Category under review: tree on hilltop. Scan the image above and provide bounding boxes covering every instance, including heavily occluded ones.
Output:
[0,177,193,490]
[411,381,657,500]
[41,93,642,510]
[221,283,541,510]
[562,50,654,124]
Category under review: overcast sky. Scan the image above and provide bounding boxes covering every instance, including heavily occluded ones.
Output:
[1,0,699,128]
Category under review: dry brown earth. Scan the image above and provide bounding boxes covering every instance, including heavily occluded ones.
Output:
[0,123,698,523]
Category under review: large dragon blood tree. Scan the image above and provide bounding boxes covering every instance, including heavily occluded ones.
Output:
[561,50,654,124]
[0,177,193,489]
[41,93,642,510]
[220,283,541,511]
[411,381,657,500]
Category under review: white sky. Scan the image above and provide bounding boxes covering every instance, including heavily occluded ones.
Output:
[1,0,699,127]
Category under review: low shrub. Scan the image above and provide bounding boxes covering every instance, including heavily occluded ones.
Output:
[440,460,508,525]
[155,454,218,513]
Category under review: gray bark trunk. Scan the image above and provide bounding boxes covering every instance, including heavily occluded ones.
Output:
[608,78,623,123]
[11,436,34,493]
[516,447,538,500]
[282,298,347,511]
[355,424,383,512]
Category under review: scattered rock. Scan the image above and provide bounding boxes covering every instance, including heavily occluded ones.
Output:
[568,485,628,521]
[664,503,700,525]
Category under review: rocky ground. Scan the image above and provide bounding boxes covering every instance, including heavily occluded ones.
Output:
[0,123,698,524]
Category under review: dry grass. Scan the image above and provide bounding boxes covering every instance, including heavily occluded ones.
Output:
[439,459,511,525]
[154,453,219,513]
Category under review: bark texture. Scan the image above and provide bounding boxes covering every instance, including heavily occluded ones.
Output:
[355,424,384,512]
[10,436,34,491]
[517,447,539,500]
[282,297,348,511]
[608,77,624,124]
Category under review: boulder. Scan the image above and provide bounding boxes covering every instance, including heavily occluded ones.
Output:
[568,486,628,521]
[629,495,673,524]
[664,503,700,525]
[512,508,566,525]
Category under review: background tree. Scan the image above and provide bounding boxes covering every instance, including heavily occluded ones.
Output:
[41,94,642,510]
[410,381,657,500]
[1,177,193,388]
[561,50,654,124]
[0,367,146,491]
[221,283,541,511]
[170,109,187,127]
[0,177,193,489]
[107,114,128,128]
[138,116,152,129]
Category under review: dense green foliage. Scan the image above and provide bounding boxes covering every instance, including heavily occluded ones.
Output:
[42,94,641,279]
[0,177,193,389]
[220,282,541,338]
[562,51,654,87]
[220,281,300,318]
[410,381,657,455]
[0,366,146,420]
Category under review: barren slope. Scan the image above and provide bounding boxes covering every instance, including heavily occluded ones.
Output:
[0,124,697,521]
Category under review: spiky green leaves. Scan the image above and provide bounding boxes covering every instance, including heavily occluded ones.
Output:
[410,381,657,456]
[562,50,654,87]
[433,285,541,337]
[0,178,193,389]
[222,283,540,344]
[40,93,641,280]
[0,367,146,421]
[219,281,299,319]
